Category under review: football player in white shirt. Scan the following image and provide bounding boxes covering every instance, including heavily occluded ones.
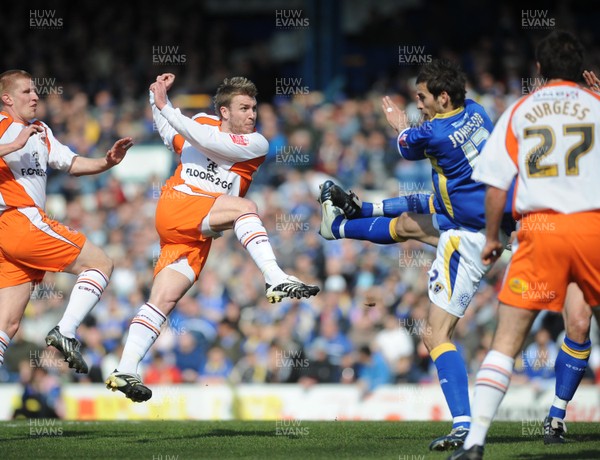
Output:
[452,31,600,459]
[0,69,133,375]
[106,74,319,402]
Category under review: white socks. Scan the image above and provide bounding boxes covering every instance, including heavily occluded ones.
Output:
[464,350,514,449]
[0,330,9,366]
[57,269,109,338]
[118,302,166,374]
[233,213,287,286]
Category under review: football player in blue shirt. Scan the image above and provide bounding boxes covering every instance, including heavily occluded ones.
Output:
[319,59,512,451]
[321,60,597,450]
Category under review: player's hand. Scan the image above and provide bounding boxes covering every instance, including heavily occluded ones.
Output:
[382,96,409,133]
[156,73,175,91]
[106,137,134,166]
[481,239,504,266]
[150,81,168,110]
[583,70,600,92]
[14,124,44,149]
[505,230,517,251]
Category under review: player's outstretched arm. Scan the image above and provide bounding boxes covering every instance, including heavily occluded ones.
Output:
[381,96,409,133]
[150,74,179,150]
[382,96,428,161]
[69,137,134,176]
[152,80,267,162]
[156,73,175,90]
[0,124,43,157]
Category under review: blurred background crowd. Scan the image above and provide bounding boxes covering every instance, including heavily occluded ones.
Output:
[3,0,600,418]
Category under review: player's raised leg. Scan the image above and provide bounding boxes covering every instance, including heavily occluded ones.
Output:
[211,194,319,303]
[320,179,432,219]
[318,181,439,246]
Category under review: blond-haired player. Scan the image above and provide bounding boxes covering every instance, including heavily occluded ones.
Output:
[105,74,319,402]
[0,70,132,374]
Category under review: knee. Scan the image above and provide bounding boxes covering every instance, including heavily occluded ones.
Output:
[148,287,180,314]
[422,332,436,353]
[394,213,412,239]
[83,251,113,278]
[5,319,21,338]
[97,253,114,278]
[422,323,453,354]
[566,317,591,342]
[239,198,258,215]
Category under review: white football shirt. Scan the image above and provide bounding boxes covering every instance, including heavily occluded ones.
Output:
[473,81,600,215]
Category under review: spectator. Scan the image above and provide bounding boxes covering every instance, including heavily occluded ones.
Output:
[200,346,233,383]
[174,333,205,383]
[518,328,558,392]
[144,350,182,385]
[374,314,415,366]
[12,364,64,419]
[299,338,339,386]
[356,345,392,394]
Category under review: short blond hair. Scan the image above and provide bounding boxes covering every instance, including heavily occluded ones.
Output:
[0,70,32,106]
[213,76,257,117]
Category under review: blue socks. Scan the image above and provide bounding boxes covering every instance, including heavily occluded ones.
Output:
[359,194,431,218]
[549,335,591,420]
[432,343,471,429]
[331,216,402,244]
[328,193,433,243]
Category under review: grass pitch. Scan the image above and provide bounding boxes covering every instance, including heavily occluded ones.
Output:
[1,420,599,459]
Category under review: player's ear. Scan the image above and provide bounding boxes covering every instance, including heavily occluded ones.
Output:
[535,61,542,76]
[1,93,12,106]
[219,105,229,120]
[438,91,450,107]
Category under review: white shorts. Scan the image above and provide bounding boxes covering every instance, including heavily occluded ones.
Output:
[427,228,506,318]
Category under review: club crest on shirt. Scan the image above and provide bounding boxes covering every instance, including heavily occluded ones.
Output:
[399,132,409,148]
[229,134,249,146]
[431,281,444,294]
[32,152,41,167]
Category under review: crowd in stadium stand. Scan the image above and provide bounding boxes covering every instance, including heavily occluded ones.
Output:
[2,3,600,404]
[3,84,599,396]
